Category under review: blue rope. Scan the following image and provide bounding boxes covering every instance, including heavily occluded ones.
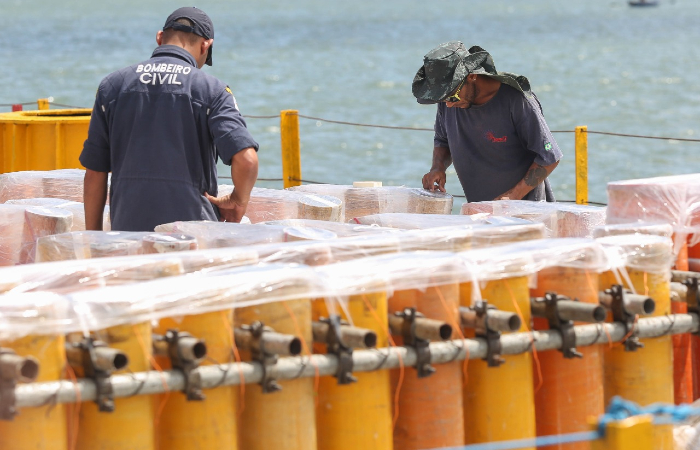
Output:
[424,431,601,450]
[598,396,700,434]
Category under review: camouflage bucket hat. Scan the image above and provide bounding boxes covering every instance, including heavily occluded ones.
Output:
[412,41,532,104]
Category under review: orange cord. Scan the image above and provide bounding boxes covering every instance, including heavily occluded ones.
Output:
[132,324,170,440]
[361,293,404,430]
[433,285,469,385]
[282,301,320,406]
[221,310,246,416]
[504,280,543,394]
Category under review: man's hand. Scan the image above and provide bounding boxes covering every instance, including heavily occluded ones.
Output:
[422,169,447,192]
[206,190,248,223]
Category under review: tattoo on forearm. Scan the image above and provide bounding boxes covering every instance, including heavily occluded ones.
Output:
[524,165,548,187]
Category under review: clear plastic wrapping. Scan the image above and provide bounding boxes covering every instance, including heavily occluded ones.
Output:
[596,234,675,275]
[592,222,674,239]
[352,212,533,229]
[218,185,343,223]
[155,221,338,248]
[461,200,607,238]
[289,185,454,221]
[34,231,198,262]
[0,169,103,203]
[607,174,700,249]
[262,219,399,238]
[5,198,112,231]
[0,205,73,265]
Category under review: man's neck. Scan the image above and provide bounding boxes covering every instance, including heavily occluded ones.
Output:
[473,77,501,105]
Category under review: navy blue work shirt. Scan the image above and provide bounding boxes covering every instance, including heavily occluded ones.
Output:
[80,45,259,231]
[434,84,561,202]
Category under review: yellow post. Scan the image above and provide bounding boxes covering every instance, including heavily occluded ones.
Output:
[0,335,68,450]
[575,125,588,205]
[591,415,654,450]
[280,110,301,188]
[37,98,50,110]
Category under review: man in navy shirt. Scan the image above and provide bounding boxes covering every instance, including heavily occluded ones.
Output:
[413,42,561,203]
[80,7,259,231]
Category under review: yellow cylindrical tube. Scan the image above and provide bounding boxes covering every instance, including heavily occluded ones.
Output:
[0,335,68,450]
[75,322,155,450]
[154,310,238,450]
[531,267,604,450]
[575,125,588,205]
[461,277,535,448]
[389,284,464,450]
[235,298,316,450]
[600,268,673,450]
[280,110,301,189]
[312,293,393,450]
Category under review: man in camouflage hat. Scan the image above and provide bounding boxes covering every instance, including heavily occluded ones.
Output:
[413,41,561,202]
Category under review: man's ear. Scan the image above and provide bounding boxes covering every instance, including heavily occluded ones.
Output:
[201,38,213,57]
[156,30,164,46]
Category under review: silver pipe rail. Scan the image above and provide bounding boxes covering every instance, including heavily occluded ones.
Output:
[14,312,699,409]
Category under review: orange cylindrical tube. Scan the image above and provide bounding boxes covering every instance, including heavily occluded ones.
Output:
[388,283,464,450]
[531,267,604,450]
[461,276,535,449]
[671,300,693,404]
[75,322,155,450]
[601,268,674,450]
[0,335,68,450]
[235,299,317,450]
[154,310,238,450]
[312,293,393,450]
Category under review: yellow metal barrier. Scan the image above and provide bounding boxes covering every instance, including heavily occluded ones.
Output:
[591,415,654,450]
[280,110,302,188]
[0,108,91,174]
[575,125,588,205]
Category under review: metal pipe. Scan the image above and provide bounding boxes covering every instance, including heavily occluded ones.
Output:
[531,300,606,323]
[65,344,129,373]
[599,291,655,316]
[0,352,39,383]
[234,328,302,356]
[312,321,377,349]
[671,282,688,303]
[153,336,207,362]
[14,313,699,409]
[387,314,452,341]
[671,270,700,284]
[459,307,521,333]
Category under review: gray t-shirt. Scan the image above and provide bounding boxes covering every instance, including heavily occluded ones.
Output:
[434,84,562,202]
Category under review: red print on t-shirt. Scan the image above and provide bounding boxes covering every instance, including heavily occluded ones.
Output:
[485,131,507,143]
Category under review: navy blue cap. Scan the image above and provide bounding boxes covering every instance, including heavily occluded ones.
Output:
[164,7,214,66]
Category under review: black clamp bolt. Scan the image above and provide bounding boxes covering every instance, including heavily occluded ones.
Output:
[472,302,506,368]
[534,293,582,359]
[153,330,207,401]
[319,315,357,385]
[390,308,441,378]
[0,348,39,421]
[602,285,655,352]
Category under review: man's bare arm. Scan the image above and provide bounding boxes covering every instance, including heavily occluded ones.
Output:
[422,146,452,192]
[84,169,108,230]
[206,147,258,222]
[495,160,559,200]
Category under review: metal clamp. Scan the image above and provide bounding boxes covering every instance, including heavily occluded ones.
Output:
[600,285,653,352]
[0,348,39,421]
[389,308,440,378]
[531,293,582,359]
[316,315,357,385]
[235,321,302,394]
[153,330,207,401]
[66,338,129,412]
[471,302,506,368]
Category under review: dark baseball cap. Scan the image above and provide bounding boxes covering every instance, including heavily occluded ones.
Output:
[412,41,531,104]
[163,7,215,66]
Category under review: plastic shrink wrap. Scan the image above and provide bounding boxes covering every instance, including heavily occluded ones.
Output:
[461,200,606,238]
[0,205,72,265]
[262,219,399,238]
[155,221,337,248]
[0,169,110,203]
[34,231,198,262]
[607,174,700,269]
[218,185,343,223]
[289,184,453,221]
[5,198,112,231]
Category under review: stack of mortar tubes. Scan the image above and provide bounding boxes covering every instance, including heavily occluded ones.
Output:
[0,230,690,450]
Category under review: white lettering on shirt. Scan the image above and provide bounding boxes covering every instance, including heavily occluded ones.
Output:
[136,63,191,85]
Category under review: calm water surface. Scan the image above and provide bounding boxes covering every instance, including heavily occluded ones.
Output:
[2,0,699,206]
